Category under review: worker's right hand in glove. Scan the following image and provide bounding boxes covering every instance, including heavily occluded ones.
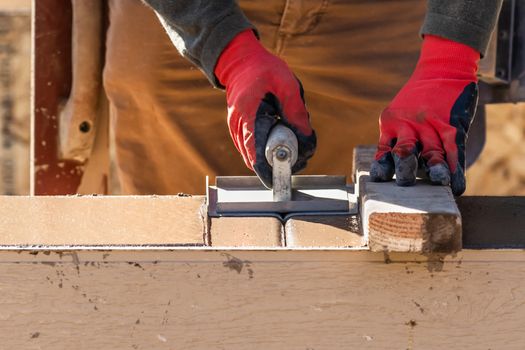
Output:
[214,29,317,188]
[370,35,480,196]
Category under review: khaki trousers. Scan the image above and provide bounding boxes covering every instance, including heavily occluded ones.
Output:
[103,0,427,195]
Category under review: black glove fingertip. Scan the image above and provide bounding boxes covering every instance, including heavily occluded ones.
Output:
[450,163,466,196]
[428,163,451,186]
[253,159,273,189]
[370,153,395,182]
[393,153,418,187]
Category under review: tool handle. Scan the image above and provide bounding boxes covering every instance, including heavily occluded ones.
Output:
[265,125,298,202]
[265,124,298,167]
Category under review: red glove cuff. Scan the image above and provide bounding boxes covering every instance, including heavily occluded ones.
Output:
[414,35,480,82]
[215,29,263,87]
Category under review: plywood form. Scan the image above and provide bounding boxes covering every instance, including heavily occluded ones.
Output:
[284,215,363,247]
[209,217,283,247]
[0,195,206,245]
[353,146,462,253]
[0,249,524,349]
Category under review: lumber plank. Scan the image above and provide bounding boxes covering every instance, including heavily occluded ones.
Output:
[284,215,364,248]
[0,249,524,349]
[0,196,206,246]
[353,146,462,253]
[210,217,283,247]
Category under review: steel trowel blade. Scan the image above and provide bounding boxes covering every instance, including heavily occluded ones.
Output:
[207,175,356,218]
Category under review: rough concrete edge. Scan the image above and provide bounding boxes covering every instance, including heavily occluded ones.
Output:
[200,201,211,246]
[280,219,287,247]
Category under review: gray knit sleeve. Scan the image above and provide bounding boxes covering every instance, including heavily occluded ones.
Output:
[421,0,503,55]
[142,0,256,87]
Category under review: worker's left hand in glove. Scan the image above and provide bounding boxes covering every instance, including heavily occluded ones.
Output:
[370,35,480,196]
[214,29,316,188]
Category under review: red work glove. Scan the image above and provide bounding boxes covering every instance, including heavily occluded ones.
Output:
[215,29,316,188]
[370,35,480,196]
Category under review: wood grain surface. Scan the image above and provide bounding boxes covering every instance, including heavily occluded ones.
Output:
[0,249,523,349]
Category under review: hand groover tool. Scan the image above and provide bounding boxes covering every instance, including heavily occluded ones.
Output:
[207,124,357,220]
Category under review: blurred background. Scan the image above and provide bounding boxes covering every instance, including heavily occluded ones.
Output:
[0,0,523,195]
[0,0,30,195]
[466,103,525,195]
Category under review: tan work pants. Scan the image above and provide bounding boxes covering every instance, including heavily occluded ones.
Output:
[103,0,427,195]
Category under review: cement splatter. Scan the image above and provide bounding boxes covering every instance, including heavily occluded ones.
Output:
[412,300,424,313]
[221,253,254,279]
[221,253,244,274]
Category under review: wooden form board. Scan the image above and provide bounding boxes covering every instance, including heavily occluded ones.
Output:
[0,249,524,349]
[0,195,522,249]
[0,194,521,348]
[0,195,207,246]
[354,146,462,253]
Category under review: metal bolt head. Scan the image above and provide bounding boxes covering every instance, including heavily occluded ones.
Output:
[276,148,288,160]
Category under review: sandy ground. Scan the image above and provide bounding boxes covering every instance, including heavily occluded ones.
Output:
[466,103,525,195]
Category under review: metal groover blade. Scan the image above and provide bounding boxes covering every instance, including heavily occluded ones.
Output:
[207,125,357,218]
[208,175,355,218]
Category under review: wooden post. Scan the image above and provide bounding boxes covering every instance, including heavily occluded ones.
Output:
[32,0,117,195]
[32,0,82,194]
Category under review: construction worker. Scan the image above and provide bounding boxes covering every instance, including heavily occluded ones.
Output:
[103,1,501,196]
